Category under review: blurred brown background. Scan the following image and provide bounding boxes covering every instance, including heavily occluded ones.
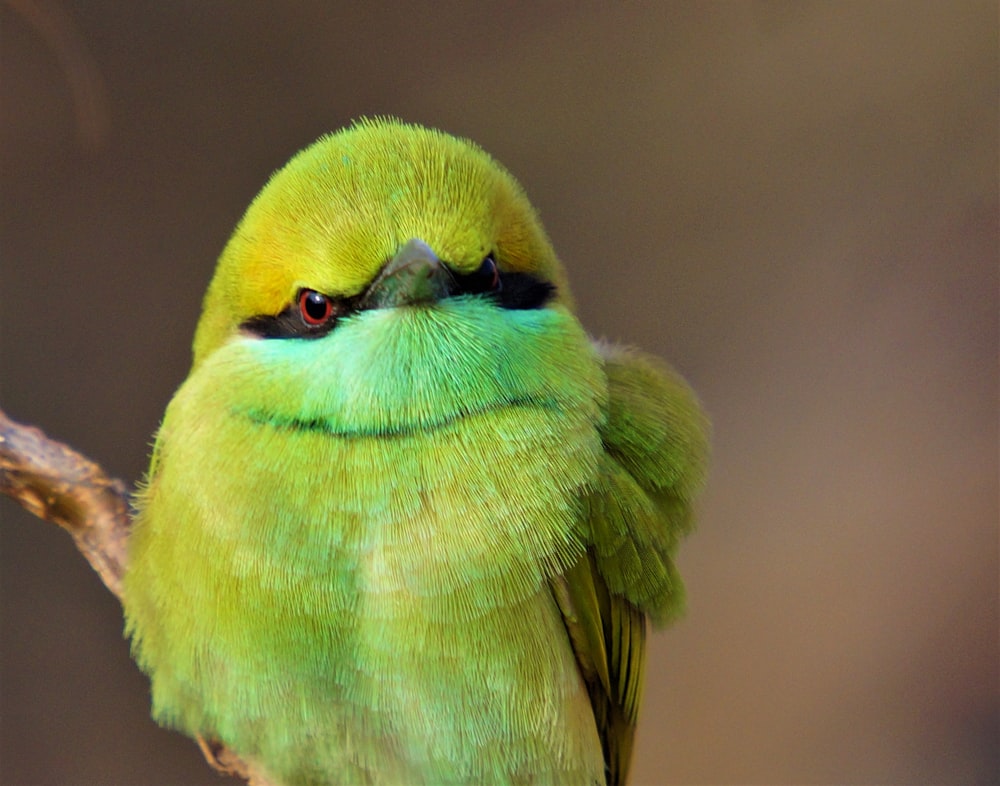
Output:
[1,2,996,784]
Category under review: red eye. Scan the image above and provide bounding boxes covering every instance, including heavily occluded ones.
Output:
[481,256,500,291]
[299,290,334,326]
[462,254,501,295]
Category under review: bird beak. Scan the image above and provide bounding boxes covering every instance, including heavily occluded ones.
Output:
[361,238,454,309]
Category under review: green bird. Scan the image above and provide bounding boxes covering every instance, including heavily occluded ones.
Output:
[122,119,708,786]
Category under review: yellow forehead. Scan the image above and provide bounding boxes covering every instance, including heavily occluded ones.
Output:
[193,119,567,364]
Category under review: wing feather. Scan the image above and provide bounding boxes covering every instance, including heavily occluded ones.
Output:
[551,345,709,785]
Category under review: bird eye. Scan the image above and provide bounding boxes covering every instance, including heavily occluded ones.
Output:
[462,254,501,294]
[299,290,335,326]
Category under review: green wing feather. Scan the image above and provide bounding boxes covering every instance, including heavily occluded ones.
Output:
[552,345,709,785]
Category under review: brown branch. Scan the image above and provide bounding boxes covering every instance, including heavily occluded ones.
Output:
[0,408,130,597]
[0,408,273,786]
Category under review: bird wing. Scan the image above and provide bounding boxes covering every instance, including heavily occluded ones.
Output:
[551,345,709,785]
[550,552,645,786]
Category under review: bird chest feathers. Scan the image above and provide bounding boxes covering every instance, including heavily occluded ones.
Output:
[126,300,610,783]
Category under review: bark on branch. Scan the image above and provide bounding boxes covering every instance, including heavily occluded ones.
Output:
[0,409,130,596]
[0,408,271,786]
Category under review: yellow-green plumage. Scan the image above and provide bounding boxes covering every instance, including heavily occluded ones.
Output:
[122,119,708,786]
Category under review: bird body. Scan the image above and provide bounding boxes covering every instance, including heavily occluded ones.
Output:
[123,120,708,786]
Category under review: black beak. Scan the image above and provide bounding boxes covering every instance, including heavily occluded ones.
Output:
[360,238,454,309]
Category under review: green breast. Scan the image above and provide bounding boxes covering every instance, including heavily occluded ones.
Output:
[124,301,609,784]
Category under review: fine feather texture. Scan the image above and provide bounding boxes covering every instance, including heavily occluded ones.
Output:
[122,119,709,786]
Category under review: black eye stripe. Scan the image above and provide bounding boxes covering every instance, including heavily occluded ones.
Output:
[241,306,339,339]
[241,262,556,339]
[452,255,501,295]
[493,272,555,310]
[241,289,359,339]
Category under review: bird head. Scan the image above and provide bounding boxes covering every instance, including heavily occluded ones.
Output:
[192,119,573,366]
[174,119,602,440]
